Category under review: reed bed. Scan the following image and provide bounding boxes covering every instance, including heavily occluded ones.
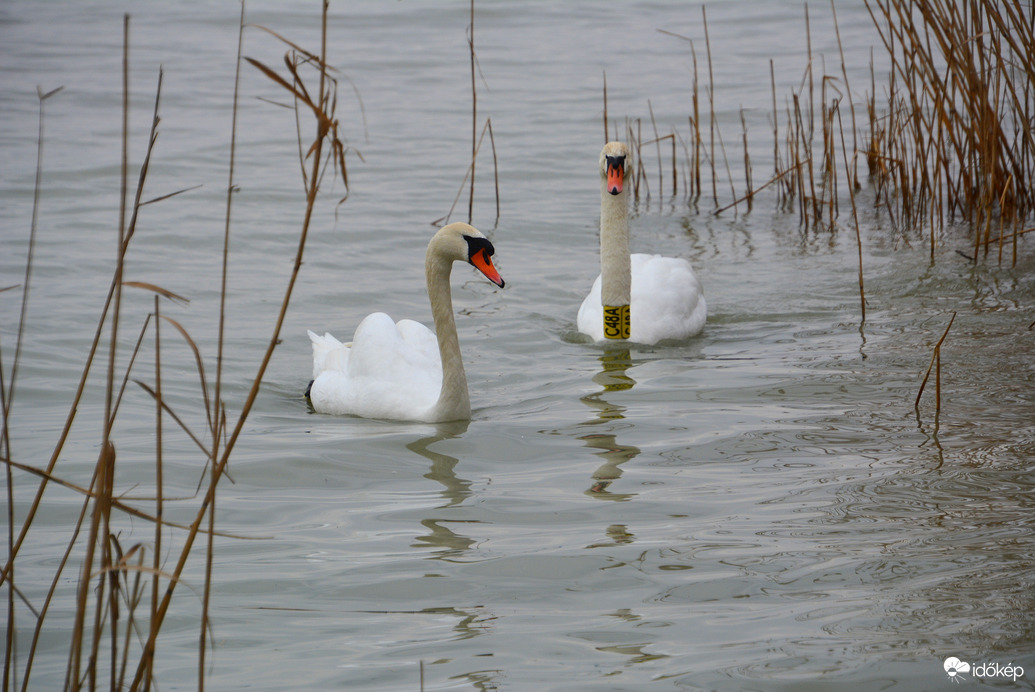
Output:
[1,3,350,689]
[613,0,1034,270]
[866,0,1035,266]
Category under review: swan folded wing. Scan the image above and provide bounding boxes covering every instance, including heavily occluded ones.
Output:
[575,275,606,341]
[394,318,439,358]
[629,254,706,343]
[341,312,442,419]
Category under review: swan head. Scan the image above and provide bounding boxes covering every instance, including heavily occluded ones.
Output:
[432,222,505,288]
[600,141,631,196]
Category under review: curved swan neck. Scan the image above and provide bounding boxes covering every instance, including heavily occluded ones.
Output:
[600,182,631,308]
[426,250,471,421]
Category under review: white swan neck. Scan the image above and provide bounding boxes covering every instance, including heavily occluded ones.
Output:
[426,251,471,421]
[600,183,631,308]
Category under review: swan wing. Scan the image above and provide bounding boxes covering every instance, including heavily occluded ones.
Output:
[629,254,706,343]
[576,274,606,342]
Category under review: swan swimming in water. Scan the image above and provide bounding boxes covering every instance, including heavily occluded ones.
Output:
[577,141,706,345]
[306,222,505,423]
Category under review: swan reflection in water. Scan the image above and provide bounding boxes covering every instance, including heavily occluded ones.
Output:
[405,420,478,558]
[578,348,641,501]
[402,423,500,645]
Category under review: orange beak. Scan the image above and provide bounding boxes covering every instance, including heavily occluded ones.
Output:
[470,248,505,288]
[606,160,624,195]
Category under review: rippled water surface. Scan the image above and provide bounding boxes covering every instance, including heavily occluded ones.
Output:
[2,1,1034,690]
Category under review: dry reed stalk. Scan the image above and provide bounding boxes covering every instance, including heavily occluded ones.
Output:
[199,2,246,683]
[740,108,753,211]
[657,28,703,203]
[656,24,745,208]
[150,294,163,690]
[642,133,680,201]
[837,102,866,324]
[674,130,693,199]
[667,132,678,198]
[820,91,838,231]
[799,90,820,226]
[433,118,500,227]
[487,118,501,224]
[714,163,802,216]
[467,0,476,224]
[2,80,62,692]
[770,60,781,207]
[713,116,738,213]
[648,100,663,198]
[831,0,859,189]
[792,2,822,228]
[915,312,956,411]
[791,94,809,224]
[637,121,649,200]
[625,119,651,202]
[623,120,638,195]
[69,16,135,688]
[690,43,701,202]
[702,6,717,206]
[804,4,815,144]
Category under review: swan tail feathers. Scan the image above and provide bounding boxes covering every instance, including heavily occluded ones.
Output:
[308,329,349,380]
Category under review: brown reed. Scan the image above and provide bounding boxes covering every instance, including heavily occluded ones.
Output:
[435,0,500,228]
[866,0,1035,265]
[2,3,352,689]
[631,0,1034,269]
[468,0,477,223]
[915,312,957,411]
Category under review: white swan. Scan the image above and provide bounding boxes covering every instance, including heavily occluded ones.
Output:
[305,222,505,423]
[577,141,706,344]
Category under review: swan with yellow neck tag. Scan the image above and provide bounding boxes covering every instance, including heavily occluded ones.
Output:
[577,141,706,344]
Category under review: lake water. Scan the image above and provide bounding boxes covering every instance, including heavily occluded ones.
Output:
[2,1,1034,690]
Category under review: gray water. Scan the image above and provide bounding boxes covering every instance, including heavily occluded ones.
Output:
[2,1,1034,690]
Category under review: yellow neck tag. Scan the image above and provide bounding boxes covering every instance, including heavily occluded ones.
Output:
[603,304,630,340]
